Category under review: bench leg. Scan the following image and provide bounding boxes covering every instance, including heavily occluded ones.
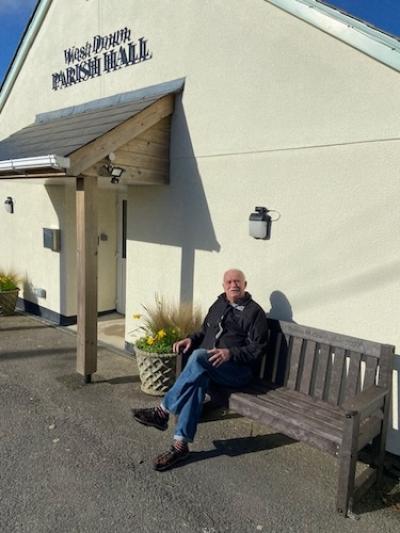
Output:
[336,413,360,516]
[370,396,391,489]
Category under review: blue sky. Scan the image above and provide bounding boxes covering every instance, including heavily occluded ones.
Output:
[0,0,400,87]
[318,0,400,38]
[0,0,37,87]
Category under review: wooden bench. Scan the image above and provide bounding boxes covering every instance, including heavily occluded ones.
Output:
[176,318,395,517]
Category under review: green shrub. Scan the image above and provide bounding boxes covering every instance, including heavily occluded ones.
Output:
[0,272,19,291]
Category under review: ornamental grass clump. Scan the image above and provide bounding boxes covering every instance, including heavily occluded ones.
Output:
[0,271,19,291]
[134,296,202,354]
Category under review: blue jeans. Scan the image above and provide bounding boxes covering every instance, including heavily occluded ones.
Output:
[162,348,253,443]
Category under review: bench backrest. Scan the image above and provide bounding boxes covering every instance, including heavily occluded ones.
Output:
[260,319,395,406]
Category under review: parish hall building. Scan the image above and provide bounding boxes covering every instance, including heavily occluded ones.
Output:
[0,0,399,453]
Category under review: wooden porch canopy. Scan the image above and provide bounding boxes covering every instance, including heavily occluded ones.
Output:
[0,81,180,381]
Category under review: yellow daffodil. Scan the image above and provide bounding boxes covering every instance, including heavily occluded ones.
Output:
[132,313,142,319]
[146,336,155,345]
[157,329,167,339]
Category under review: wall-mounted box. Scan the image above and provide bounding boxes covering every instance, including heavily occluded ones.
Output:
[33,288,47,299]
[43,228,61,252]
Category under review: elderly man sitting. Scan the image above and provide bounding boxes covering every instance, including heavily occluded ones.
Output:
[133,269,269,471]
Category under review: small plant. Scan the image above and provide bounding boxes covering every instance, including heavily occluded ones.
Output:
[0,271,19,291]
[133,296,202,354]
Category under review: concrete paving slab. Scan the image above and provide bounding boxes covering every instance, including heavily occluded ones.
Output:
[0,313,399,533]
[66,312,127,352]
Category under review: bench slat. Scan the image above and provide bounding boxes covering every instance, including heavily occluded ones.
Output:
[343,351,361,403]
[275,320,384,358]
[230,393,341,455]
[256,398,343,439]
[236,407,339,455]
[286,336,303,390]
[377,344,395,389]
[276,388,344,423]
[231,393,343,442]
[363,355,378,390]
[264,390,344,430]
[313,343,330,400]
[328,348,345,405]
[271,331,282,383]
[299,340,316,395]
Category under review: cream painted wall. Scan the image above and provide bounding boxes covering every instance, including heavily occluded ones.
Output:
[193,143,399,343]
[0,181,117,317]
[0,181,64,311]
[0,0,399,352]
[125,137,400,349]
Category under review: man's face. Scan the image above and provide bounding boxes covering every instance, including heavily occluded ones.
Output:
[223,270,247,303]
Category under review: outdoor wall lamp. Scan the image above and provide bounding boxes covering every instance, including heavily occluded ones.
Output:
[4,196,14,214]
[99,153,125,184]
[110,165,125,184]
[249,206,272,240]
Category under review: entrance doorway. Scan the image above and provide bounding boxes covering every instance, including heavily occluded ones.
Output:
[116,194,127,314]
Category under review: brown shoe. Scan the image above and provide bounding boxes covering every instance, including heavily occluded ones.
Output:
[153,445,190,471]
[132,407,169,431]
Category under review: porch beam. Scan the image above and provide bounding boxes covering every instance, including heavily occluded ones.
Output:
[76,175,98,380]
[68,94,175,176]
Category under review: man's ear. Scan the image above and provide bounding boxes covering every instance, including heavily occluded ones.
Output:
[244,281,247,288]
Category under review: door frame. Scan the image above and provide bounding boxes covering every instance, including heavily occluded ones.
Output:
[116,193,127,314]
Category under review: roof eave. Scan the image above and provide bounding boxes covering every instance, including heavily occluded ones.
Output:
[266,0,400,72]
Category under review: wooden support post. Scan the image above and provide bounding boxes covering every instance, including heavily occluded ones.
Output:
[76,176,98,380]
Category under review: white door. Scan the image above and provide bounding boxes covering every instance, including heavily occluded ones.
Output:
[116,194,127,314]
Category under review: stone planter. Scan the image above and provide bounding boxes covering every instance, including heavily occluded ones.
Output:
[0,288,19,316]
[135,346,177,396]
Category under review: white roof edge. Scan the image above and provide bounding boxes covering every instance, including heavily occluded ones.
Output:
[266,0,400,72]
[0,155,70,171]
[0,0,53,114]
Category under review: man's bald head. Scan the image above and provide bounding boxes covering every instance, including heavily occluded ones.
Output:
[223,269,247,303]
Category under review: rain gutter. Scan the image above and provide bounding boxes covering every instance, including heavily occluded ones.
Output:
[0,155,70,173]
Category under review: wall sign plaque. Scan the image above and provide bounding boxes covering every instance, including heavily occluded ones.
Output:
[51,27,152,91]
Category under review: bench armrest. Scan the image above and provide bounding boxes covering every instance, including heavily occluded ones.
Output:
[175,351,184,378]
[342,385,389,418]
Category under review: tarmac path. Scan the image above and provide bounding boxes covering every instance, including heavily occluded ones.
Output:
[0,314,399,532]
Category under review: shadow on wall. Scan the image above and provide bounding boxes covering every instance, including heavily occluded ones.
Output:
[266,290,294,322]
[17,277,40,314]
[127,94,221,304]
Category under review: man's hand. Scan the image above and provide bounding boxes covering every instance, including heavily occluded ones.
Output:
[207,348,231,367]
[173,337,192,354]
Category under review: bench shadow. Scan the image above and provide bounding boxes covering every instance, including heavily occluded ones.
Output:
[353,449,400,516]
[353,477,400,516]
[169,433,295,470]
